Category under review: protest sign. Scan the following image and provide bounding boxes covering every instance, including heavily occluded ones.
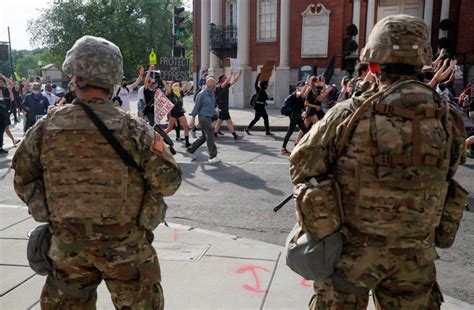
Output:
[154,89,175,124]
[230,58,240,72]
[259,60,277,81]
[159,57,189,81]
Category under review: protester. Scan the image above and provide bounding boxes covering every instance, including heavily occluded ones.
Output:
[281,81,307,156]
[164,80,191,147]
[22,82,49,132]
[187,76,220,163]
[350,62,369,96]
[143,65,158,126]
[113,66,144,111]
[214,69,243,140]
[42,83,60,106]
[0,77,21,148]
[0,81,10,154]
[57,82,76,105]
[12,82,22,123]
[245,73,271,135]
[337,76,352,102]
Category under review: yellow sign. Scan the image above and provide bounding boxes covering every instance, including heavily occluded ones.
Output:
[14,72,21,81]
[149,49,157,65]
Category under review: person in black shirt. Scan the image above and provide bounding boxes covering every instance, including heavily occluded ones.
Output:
[281,81,307,155]
[164,81,191,147]
[295,75,332,144]
[214,69,243,140]
[58,82,76,105]
[245,73,272,135]
[11,82,21,122]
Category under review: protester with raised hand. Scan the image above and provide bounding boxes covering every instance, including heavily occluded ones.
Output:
[164,80,191,147]
[214,68,243,140]
[113,66,144,111]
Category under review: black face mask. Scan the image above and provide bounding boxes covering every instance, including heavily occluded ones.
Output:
[122,82,128,87]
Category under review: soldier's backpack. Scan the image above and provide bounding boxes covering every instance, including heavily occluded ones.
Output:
[281,93,296,116]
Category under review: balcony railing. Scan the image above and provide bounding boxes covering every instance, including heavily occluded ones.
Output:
[209,24,237,59]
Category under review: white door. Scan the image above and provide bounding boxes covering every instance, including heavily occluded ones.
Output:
[378,0,423,21]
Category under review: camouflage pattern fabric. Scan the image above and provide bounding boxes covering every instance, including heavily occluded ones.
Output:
[360,14,432,66]
[62,35,123,88]
[290,78,466,309]
[12,98,181,308]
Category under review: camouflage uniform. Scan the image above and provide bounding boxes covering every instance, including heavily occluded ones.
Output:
[12,36,181,309]
[290,15,466,309]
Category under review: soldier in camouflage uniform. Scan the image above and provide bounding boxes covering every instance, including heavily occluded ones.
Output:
[12,35,181,309]
[290,15,467,309]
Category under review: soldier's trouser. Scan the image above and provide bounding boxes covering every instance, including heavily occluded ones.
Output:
[41,228,163,310]
[309,241,443,310]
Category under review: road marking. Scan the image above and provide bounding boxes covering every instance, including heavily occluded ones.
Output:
[174,160,289,165]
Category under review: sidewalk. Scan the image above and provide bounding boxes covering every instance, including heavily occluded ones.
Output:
[1,206,472,309]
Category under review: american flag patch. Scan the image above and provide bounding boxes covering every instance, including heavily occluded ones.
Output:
[152,131,165,153]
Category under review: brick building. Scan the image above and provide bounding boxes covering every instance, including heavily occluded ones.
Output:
[193,0,474,108]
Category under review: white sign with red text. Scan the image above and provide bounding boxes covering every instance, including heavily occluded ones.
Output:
[154,89,175,124]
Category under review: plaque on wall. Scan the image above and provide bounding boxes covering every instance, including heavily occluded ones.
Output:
[301,3,331,58]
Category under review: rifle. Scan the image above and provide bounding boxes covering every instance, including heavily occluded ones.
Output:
[273,193,293,212]
[153,124,176,155]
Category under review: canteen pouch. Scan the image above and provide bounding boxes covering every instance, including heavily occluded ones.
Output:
[27,224,53,276]
[138,191,168,232]
[285,223,342,281]
[294,177,344,240]
[435,179,468,248]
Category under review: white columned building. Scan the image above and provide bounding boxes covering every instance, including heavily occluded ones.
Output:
[423,0,434,38]
[439,0,451,39]
[200,0,210,74]
[365,0,376,42]
[209,0,223,78]
[230,0,252,108]
[352,0,361,45]
[274,0,291,107]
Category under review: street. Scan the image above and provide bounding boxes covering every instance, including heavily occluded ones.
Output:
[1,107,473,304]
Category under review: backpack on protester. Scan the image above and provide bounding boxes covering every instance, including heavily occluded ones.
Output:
[281,92,296,116]
[249,94,257,107]
[112,87,129,107]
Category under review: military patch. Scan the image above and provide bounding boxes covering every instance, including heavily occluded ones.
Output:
[401,93,426,105]
[152,131,164,153]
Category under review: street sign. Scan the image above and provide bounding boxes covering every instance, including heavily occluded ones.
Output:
[159,56,189,81]
[149,49,157,65]
[0,44,9,61]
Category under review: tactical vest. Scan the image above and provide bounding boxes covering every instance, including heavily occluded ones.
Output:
[335,80,453,248]
[40,103,144,225]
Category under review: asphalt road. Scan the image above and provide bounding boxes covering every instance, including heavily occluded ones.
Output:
[0,113,473,304]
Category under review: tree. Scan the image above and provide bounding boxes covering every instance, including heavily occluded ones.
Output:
[27,0,193,78]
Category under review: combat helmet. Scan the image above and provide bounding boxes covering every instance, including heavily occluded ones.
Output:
[62,35,123,91]
[360,14,432,66]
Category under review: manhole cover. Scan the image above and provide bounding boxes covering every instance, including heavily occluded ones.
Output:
[152,242,209,262]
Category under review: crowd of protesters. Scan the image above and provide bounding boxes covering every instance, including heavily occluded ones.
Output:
[1,47,472,159]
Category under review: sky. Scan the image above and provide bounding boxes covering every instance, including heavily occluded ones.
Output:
[0,0,193,51]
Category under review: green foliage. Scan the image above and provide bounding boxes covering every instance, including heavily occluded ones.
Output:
[26,0,193,78]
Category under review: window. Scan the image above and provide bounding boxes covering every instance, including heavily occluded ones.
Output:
[257,0,277,42]
[227,0,237,26]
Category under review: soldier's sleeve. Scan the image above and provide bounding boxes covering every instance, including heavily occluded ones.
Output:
[289,102,353,185]
[12,118,49,222]
[435,106,468,248]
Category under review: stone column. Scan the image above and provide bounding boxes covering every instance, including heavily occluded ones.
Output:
[230,0,252,109]
[209,0,223,78]
[274,0,291,107]
[352,0,361,45]
[200,0,210,73]
[439,0,450,39]
[423,0,434,38]
[365,0,375,43]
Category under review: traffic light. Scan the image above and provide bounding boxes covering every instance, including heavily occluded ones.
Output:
[174,6,185,37]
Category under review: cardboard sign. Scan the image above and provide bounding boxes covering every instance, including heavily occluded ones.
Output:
[154,89,175,124]
[149,49,157,65]
[159,57,189,81]
[230,58,240,72]
[259,60,277,81]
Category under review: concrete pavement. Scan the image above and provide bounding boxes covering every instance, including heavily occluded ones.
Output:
[1,205,473,309]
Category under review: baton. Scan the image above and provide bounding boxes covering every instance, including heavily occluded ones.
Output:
[273,194,293,212]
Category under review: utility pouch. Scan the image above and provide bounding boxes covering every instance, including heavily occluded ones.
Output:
[138,191,168,232]
[27,224,53,276]
[435,179,468,248]
[294,176,344,240]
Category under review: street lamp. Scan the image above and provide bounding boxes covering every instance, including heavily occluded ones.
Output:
[37,60,43,80]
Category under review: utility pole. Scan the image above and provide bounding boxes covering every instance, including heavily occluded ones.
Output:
[7,27,14,79]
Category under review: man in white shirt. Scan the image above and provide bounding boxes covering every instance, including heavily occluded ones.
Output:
[42,83,59,106]
[113,66,144,112]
